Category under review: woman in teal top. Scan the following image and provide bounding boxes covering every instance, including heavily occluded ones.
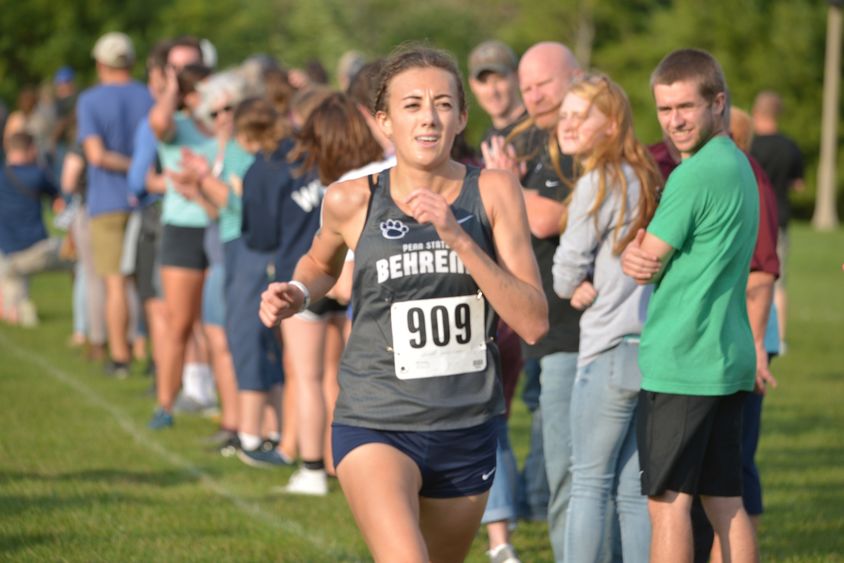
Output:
[148,63,214,429]
[171,70,254,441]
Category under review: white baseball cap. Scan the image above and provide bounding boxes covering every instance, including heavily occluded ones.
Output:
[92,32,135,68]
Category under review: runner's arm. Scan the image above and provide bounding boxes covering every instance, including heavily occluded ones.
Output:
[259,180,363,327]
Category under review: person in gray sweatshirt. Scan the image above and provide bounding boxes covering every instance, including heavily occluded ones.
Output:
[551,73,662,563]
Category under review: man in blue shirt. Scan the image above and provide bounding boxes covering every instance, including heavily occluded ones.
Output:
[76,31,153,376]
[0,132,64,326]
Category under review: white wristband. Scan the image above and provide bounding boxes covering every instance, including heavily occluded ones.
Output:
[288,280,311,313]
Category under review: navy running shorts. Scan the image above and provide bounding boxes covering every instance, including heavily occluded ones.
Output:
[332,416,500,499]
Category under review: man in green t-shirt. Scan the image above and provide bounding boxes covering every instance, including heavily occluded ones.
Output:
[621,49,760,563]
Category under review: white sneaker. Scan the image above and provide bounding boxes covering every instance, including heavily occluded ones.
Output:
[487,543,521,563]
[18,300,38,328]
[277,467,328,496]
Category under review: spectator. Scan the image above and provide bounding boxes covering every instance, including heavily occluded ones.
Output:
[336,50,366,92]
[226,99,297,466]
[274,92,384,495]
[470,40,527,142]
[3,87,48,158]
[468,38,528,563]
[651,104,781,562]
[50,66,77,180]
[621,48,759,563]
[484,40,583,559]
[126,39,177,383]
[346,59,394,157]
[0,132,66,326]
[750,90,804,352]
[148,59,213,429]
[173,70,254,441]
[552,73,662,563]
[61,117,108,361]
[76,31,153,377]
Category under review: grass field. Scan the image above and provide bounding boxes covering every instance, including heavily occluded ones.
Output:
[1,223,842,562]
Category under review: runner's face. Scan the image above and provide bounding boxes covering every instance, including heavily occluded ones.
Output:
[654,79,724,159]
[557,92,612,156]
[469,71,519,121]
[377,67,467,169]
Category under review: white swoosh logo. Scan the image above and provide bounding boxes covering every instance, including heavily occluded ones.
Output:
[456,215,474,225]
[481,468,496,481]
[545,179,560,188]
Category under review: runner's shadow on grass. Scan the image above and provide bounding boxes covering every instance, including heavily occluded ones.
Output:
[761,499,844,557]
[0,533,53,556]
[0,468,198,488]
[0,489,154,521]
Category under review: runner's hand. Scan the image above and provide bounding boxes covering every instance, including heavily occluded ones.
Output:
[405,188,464,248]
[259,282,305,327]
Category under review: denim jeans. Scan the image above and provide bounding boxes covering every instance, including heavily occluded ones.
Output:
[517,358,550,521]
[482,416,519,524]
[539,351,578,562]
[72,261,87,335]
[564,341,649,563]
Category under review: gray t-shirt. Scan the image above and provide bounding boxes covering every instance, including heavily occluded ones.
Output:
[552,163,651,367]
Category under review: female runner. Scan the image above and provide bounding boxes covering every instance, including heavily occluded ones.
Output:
[259,46,547,562]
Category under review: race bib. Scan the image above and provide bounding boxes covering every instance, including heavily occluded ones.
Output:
[391,293,487,380]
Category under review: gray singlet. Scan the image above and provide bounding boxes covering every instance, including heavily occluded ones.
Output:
[334,166,504,431]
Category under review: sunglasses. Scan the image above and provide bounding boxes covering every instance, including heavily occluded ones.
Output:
[210,105,234,119]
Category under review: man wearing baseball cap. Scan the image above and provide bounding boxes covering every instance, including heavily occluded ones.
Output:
[469,41,527,141]
[467,39,531,563]
[76,31,153,377]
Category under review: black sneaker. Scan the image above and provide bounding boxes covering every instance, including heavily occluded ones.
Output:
[202,428,238,448]
[237,447,292,468]
[104,360,130,379]
[219,434,241,458]
[260,438,280,453]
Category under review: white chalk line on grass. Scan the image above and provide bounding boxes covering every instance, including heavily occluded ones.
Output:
[0,332,346,559]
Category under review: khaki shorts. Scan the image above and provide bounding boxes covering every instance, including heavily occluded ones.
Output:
[90,211,130,276]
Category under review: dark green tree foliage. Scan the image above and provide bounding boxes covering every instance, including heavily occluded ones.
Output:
[0,0,838,216]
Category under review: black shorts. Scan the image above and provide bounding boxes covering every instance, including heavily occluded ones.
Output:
[135,204,162,302]
[307,296,347,316]
[159,224,208,271]
[636,390,745,498]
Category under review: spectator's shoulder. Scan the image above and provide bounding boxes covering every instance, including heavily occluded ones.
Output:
[131,81,153,101]
[76,86,96,107]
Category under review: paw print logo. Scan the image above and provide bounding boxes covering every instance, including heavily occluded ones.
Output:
[380,219,410,240]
